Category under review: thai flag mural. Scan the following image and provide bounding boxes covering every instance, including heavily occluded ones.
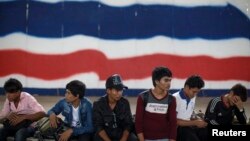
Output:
[0,0,249,96]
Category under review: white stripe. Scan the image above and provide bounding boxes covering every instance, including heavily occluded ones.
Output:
[1,0,248,18]
[0,74,249,89]
[210,97,220,113]
[209,97,220,113]
[0,33,249,59]
[242,111,247,121]
[210,120,219,125]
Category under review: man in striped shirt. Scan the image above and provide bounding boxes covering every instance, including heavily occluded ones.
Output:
[204,83,248,125]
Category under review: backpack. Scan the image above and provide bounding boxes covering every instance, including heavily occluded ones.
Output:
[140,90,173,109]
[34,117,68,141]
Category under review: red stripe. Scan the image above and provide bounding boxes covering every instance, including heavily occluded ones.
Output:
[1,50,249,81]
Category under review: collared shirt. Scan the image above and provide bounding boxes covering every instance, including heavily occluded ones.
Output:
[0,92,45,126]
[173,89,196,120]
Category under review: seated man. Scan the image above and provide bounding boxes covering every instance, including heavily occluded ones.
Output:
[0,78,46,141]
[93,74,138,141]
[135,66,177,141]
[204,83,248,125]
[173,75,207,141]
[48,80,93,141]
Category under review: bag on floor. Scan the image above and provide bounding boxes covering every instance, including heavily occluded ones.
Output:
[34,117,68,141]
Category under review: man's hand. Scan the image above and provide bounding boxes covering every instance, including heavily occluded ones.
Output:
[6,113,26,126]
[59,128,73,141]
[195,120,207,128]
[49,113,59,128]
[233,96,244,110]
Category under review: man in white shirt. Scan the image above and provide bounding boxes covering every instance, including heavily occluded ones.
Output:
[173,75,207,141]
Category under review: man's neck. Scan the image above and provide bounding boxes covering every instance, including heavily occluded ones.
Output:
[108,96,117,110]
[109,97,117,104]
[72,99,80,108]
[13,97,21,108]
[152,87,167,99]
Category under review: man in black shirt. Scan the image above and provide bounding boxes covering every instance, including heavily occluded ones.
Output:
[93,74,138,141]
[205,83,248,125]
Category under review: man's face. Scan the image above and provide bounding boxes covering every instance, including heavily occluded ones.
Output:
[228,93,242,106]
[107,88,123,101]
[156,76,172,91]
[184,86,201,99]
[6,91,21,102]
[65,89,78,103]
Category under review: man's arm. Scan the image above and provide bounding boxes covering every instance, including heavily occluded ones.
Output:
[12,94,46,125]
[168,97,177,141]
[234,108,247,125]
[7,111,46,126]
[135,95,144,138]
[120,130,130,141]
[137,133,144,141]
[98,130,111,141]
[120,99,133,141]
[204,98,220,125]
[25,95,46,121]
[47,99,64,116]
[23,111,46,122]
[177,119,207,128]
[233,97,247,124]
[47,99,64,128]
[0,99,11,123]
[93,101,111,141]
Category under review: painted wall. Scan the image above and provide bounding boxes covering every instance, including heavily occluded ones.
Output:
[0,0,249,96]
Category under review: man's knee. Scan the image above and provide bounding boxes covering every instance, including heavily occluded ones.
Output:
[15,128,34,141]
[128,133,139,141]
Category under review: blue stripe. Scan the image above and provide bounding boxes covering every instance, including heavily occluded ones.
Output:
[0,88,249,97]
[0,1,249,39]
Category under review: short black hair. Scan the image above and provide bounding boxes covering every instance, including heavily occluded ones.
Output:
[4,78,23,93]
[184,75,205,89]
[66,80,86,99]
[152,66,172,87]
[230,83,247,102]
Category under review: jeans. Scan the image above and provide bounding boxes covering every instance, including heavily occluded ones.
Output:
[0,126,35,141]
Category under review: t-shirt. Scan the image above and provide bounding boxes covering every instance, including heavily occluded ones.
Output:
[71,106,81,127]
